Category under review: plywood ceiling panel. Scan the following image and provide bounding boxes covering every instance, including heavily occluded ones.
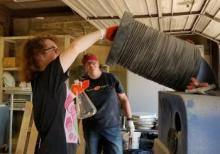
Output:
[205,0,220,16]
[203,20,220,37]
[107,0,124,17]
[173,0,193,13]
[191,0,206,12]
[161,17,171,31]
[125,0,149,15]
[145,0,157,15]
[82,0,107,16]
[96,0,117,17]
[184,15,197,29]
[161,0,172,14]
[215,10,220,20]
[170,16,188,30]
[194,16,211,32]
[150,18,159,30]
[62,0,220,43]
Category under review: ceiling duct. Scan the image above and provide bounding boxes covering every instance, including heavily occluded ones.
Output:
[106,12,217,91]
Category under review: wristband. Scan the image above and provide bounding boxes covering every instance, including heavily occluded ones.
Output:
[127,117,132,121]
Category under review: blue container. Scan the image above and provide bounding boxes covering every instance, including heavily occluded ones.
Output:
[0,105,9,145]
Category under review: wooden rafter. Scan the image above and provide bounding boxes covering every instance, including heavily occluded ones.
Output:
[183,0,195,30]
[191,0,210,31]
[87,11,200,20]
[169,0,174,32]
[156,0,163,31]
[11,6,74,18]
[144,0,153,27]
[200,10,219,34]
[194,31,219,43]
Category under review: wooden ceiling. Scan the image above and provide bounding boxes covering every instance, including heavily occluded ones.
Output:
[62,0,220,44]
[0,0,74,17]
[0,0,220,43]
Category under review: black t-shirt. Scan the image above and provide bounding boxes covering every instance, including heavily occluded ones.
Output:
[82,72,124,130]
[31,57,77,154]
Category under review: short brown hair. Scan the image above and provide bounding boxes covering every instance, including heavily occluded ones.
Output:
[21,35,57,81]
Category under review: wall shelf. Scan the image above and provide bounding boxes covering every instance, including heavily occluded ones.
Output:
[3,67,20,71]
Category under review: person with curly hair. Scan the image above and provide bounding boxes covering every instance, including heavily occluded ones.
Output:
[20,27,117,154]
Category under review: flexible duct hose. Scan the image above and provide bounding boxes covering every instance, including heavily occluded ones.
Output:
[106,12,217,91]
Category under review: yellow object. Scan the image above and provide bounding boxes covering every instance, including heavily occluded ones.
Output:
[3,57,16,67]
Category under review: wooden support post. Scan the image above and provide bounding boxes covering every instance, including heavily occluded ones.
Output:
[26,121,38,154]
[15,102,38,154]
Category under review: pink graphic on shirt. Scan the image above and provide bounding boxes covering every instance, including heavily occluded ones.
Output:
[64,89,78,143]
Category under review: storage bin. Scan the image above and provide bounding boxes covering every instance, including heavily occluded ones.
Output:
[0,105,9,145]
[3,57,16,67]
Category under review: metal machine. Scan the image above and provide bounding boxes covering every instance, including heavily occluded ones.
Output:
[154,91,220,154]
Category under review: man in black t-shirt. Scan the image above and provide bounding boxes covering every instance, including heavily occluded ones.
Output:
[81,54,135,154]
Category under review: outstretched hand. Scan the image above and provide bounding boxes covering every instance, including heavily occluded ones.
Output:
[187,77,208,90]
[106,25,119,41]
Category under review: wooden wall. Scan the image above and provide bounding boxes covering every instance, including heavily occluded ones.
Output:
[13,15,96,37]
[0,6,11,36]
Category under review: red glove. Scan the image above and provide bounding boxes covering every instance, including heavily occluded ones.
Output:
[106,25,118,41]
[71,80,90,95]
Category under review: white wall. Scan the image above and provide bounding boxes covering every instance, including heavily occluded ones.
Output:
[127,71,173,114]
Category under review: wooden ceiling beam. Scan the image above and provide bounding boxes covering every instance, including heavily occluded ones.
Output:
[11,6,75,18]
[191,0,210,31]
[183,0,195,30]
[87,11,201,20]
[164,30,192,35]
[169,0,174,32]
[144,0,153,28]
[156,0,163,31]
[194,31,219,43]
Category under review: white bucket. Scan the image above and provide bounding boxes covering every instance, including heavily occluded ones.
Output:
[122,131,141,150]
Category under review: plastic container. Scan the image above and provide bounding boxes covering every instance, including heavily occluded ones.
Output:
[75,91,97,119]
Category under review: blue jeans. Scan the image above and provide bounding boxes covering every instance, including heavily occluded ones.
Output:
[84,127,122,154]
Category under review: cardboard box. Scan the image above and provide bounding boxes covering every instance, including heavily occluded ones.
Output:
[3,57,16,67]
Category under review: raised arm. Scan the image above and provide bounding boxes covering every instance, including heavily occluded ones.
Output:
[59,29,106,72]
